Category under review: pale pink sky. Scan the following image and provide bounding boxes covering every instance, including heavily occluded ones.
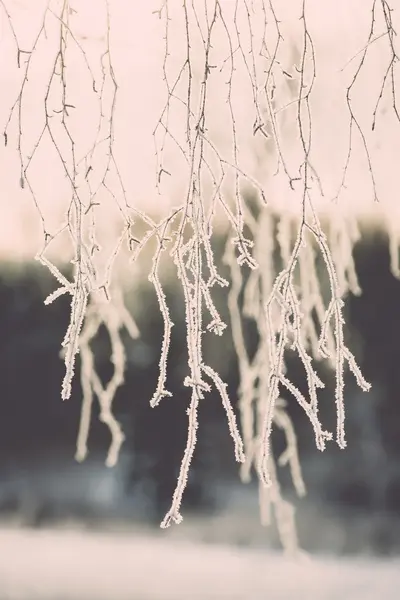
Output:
[0,0,399,261]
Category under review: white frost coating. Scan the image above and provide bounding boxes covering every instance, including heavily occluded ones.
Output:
[0,0,396,548]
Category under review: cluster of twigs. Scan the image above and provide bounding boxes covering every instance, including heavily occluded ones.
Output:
[3,0,399,550]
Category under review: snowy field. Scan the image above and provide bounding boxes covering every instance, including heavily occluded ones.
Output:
[0,527,399,600]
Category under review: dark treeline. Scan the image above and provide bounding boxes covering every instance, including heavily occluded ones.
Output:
[0,229,399,552]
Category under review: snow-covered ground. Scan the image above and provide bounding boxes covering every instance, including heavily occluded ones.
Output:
[0,527,399,600]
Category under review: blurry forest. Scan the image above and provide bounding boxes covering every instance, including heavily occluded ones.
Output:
[0,226,400,556]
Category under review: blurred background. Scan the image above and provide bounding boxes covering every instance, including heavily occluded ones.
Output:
[0,225,400,599]
[1,2,400,597]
